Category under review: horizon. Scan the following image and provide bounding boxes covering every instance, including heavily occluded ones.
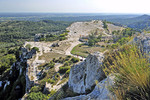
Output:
[0,12,148,15]
[0,0,150,14]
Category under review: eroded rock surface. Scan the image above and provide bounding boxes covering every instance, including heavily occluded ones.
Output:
[63,75,115,100]
[134,33,150,56]
[68,52,106,94]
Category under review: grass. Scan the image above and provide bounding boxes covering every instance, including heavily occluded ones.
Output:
[52,42,71,52]
[39,52,66,62]
[103,44,150,100]
[71,44,106,57]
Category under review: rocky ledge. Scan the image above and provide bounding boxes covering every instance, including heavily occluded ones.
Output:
[63,75,115,100]
[68,52,106,94]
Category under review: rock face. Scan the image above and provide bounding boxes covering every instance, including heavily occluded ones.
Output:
[133,33,150,56]
[68,52,106,94]
[0,47,36,100]
[63,75,115,100]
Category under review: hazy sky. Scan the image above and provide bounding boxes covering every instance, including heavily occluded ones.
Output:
[0,0,150,13]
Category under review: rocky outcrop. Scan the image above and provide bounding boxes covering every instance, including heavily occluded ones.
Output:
[68,52,106,94]
[63,75,115,100]
[133,33,150,56]
[0,46,38,100]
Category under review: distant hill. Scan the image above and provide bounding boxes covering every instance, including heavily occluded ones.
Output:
[108,14,150,31]
[0,13,150,31]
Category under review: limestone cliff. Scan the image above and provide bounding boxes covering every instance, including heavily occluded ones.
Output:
[0,47,36,100]
[68,52,106,94]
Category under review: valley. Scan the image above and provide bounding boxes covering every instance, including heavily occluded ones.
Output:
[0,14,150,100]
[21,20,125,99]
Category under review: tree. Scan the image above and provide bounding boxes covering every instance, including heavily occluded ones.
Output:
[25,44,31,50]
[103,20,108,29]
[32,47,39,52]
[88,39,95,46]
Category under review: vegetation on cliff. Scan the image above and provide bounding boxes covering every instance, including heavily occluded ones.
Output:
[103,44,150,100]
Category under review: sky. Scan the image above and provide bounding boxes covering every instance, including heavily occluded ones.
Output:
[0,0,150,14]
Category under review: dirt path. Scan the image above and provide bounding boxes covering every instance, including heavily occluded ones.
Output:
[24,20,110,91]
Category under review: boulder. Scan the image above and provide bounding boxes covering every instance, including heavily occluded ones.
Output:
[63,75,115,100]
[68,52,106,94]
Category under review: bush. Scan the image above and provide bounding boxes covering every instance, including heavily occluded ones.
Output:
[106,45,111,48]
[64,61,69,66]
[59,33,67,37]
[101,45,105,47]
[59,37,67,41]
[66,55,71,58]
[27,92,46,100]
[111,43,119,49]
[48,89,57,98]
[30,86,42,93]
[47,79,55,84]
[71,57,80,63]
[103,20,108,29]
[88,39,95,46]
[65,69,70,75]
[59,66,70,74]
[25,44,31,50]
[32,47,39,52]
[0,54,16,74]
[47,61,55,68]
[103,45,150,100]
[56,73,60,77]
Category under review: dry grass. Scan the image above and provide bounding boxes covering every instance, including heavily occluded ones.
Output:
[103,45,150,100]
[71,44,106,57]
[52,42,71,52]
[39,52,66,62]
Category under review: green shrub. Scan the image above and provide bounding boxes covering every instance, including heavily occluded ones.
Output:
[71,57,80,63]
[103,20,108,29]
[59,37,67,41]
[47,61,55,68]
[25,44,31,50]
[47,78,55,84]
[64,61,69,66]
[66,55,71,58]
[65,69,70,75]
[101,45,105,47]
[88,39,95,46]
[0,54,16,74]
[57,57,65,63]
[111,43,119,49]
[32,47,39,52]
[59,66,71,74]
[56,73,60,77]
[47,89,57,98]
[30,86,42,93]
[27,92,46,100]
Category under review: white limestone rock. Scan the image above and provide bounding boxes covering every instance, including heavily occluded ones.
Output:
[133,33,150,57]
[68,52,106,94]
[63,75,115,100]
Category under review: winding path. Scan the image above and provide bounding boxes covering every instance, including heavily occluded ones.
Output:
[24,20,110,91]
